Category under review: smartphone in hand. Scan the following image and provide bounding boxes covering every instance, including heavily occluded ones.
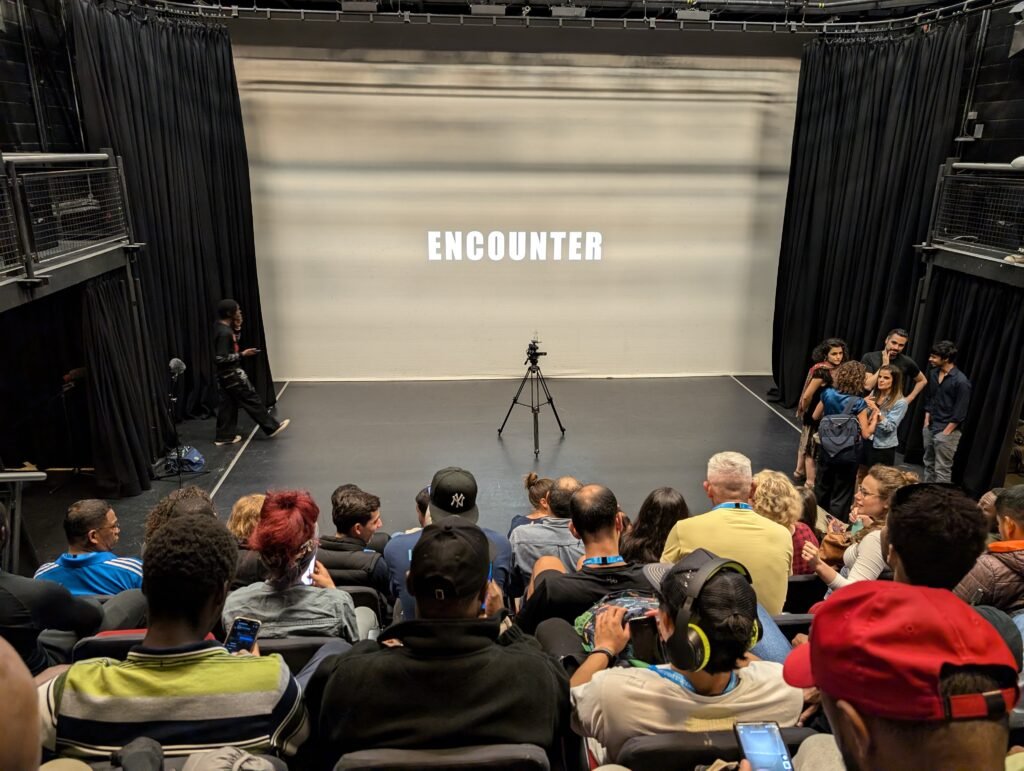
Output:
[627,614,664,665]
[224,616,262,653]
[734,721,794,771]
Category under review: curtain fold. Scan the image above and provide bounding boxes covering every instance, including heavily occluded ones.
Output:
[771,24,966,406]
[69,0,275,422]
[903,267,1024,496]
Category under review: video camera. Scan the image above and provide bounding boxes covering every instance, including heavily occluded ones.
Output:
[525,337,547,366]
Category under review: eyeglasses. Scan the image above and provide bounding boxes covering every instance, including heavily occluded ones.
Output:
[856,486,881,498]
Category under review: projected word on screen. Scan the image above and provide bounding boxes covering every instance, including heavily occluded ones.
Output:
[427,231,603,262]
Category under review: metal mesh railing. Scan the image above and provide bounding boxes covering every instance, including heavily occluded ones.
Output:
[19,167,129,262]
[932,174,1024,255]
[0,183,22,274]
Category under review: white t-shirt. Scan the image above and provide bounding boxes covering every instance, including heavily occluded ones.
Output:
[571,661,803,761]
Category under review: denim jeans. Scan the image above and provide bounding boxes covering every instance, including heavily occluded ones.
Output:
[923,428,961,483]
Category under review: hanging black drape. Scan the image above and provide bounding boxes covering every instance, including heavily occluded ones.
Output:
[69,0,275,421]
[81,273,155,497]
[771,24,966,406]
[903,267,1024,496]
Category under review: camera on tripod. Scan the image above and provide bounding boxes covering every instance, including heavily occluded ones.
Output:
[525,337,547,366]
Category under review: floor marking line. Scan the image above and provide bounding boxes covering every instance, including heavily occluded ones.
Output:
[729,375,800,434]
[211,380,291,500]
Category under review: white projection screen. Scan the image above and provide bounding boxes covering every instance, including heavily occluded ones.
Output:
[233,50,800,380]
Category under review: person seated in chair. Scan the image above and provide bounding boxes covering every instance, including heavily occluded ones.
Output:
[509,475,584,586]
[317,486,390,595]
[34,499,142,596]
[516,484,651,635]
[38,513,309,760]
[570,549,803,763]
[305,516,571,770]
[224,490,358,641]
[955,485,1024,614]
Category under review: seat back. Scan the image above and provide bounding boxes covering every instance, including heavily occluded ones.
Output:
[335,745,549,770]
[617,728,817,771]
[259,636,340,674]
[339,585,390,626]
[783,574,825,614]
[73,631,145,662]
[772,613,814,641]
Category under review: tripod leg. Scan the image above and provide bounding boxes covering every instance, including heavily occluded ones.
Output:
[498,368,532,435]
[531,369,540,457]
[535,368,566,434]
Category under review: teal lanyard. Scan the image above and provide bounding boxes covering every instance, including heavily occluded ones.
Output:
[651,666,739,695]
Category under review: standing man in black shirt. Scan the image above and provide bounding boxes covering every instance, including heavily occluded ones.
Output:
[923,340,972,483]
[862,327,928,404]
[214,299,289,445]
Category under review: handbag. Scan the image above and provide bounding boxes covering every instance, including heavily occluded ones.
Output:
[819,532,853,566]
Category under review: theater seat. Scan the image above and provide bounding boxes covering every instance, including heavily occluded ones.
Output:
[616,727,817,771]
[334,744,550,770]
[72,630,146,662]
[338,585,391,626]
[783,574,825,614]
[772,613,814,640]
[258,636,340,673]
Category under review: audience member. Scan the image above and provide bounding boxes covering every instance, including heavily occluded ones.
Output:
[34,499,142,596]
[923,339,972,484]
[956,485,1024,612]
[795,337,847,487]
[619,486,689,565]
[571,550,803,762]
[980,488,1007,545]
[753,470,819,575]
[784,581,1019,771]
[0,636,38,771]
[662,452,792,615]
[2,502,105,674]
[812,360,878,520]
[798,486,826,538]
[396,486,431,535]
[143,485,215,546]
[326,483,390,553]
[861,327,927,402]
[39,513,309,759]
[508,472,554,535]
[516,484,651,634]
[859,364,907,473]
[228,493,269,590]
[317,486,390,593]
[306,516,570,769]
[803,465,917,591]
[383,468,511,621]
[223,490,358,641]
[509,475,585,582]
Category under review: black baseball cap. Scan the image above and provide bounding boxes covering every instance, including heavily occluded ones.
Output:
[428,467,480,524]
[407,516,490,601]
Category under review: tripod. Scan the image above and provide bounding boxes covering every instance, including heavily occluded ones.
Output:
[498,346,566,457]
[153,364,207,487]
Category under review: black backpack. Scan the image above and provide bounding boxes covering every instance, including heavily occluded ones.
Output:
[819,398,862,462]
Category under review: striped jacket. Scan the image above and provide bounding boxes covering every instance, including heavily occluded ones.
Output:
[39,641,309,758]
[34,551,143,596]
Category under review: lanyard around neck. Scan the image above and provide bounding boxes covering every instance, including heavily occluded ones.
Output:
[652,666,739,695]
[711,502,753,511]
[582,555,625,567]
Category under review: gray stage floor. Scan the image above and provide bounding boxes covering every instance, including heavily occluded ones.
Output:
[22,375,803,564]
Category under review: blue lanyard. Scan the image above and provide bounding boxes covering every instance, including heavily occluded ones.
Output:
[711,502,753,512]
[652,666,739,695]
[582,555,625,567]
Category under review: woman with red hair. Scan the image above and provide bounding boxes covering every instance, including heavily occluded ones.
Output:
[223,490,358,641]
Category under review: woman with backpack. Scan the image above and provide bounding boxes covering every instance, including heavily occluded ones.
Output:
[794,338,848,487]
[812,361,879,520]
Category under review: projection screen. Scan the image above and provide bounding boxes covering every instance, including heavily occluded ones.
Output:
[233,51,799,380]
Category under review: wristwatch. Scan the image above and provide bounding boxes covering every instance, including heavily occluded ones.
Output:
[590,647,617,667]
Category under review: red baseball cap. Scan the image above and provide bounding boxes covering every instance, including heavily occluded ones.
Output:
[784,581,1020,721]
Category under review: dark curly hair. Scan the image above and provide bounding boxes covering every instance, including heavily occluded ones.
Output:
[887,485,987,589]
[832,360,867,395]
[144,485,215,544]
[143,513,237,625]
[810,337,848,364]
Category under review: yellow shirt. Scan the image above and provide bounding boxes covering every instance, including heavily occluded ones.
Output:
[661,505,793,615]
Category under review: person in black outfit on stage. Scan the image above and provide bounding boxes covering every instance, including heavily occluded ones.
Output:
[214,299,289,446]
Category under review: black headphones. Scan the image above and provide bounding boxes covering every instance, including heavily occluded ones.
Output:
[661,552,762,672]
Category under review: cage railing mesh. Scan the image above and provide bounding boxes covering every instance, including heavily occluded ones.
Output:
[19,167,129,263]
[932,174,1024,255]
[0,182,23,274]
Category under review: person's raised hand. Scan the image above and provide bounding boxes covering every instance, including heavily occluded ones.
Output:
[481,580,504,618]
[801,541,821,570]
[241,348,259,357]
[593,605,631,656]
[311,560,335,589]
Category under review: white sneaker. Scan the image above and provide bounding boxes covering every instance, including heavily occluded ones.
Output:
[269,418,290,438]
[214,434,242,446]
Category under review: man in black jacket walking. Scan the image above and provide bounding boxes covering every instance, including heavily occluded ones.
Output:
[305,516,571,770]
[213,299,288,445]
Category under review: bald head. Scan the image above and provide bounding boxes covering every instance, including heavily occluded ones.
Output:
[547,476,583,518]
[0,637,39,770]
[569,484,619,540]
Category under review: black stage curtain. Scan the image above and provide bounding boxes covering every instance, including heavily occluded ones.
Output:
[69,0,275,422]
[81,274,155,497]
[903,267,1024,496]
[771,24,966,405]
